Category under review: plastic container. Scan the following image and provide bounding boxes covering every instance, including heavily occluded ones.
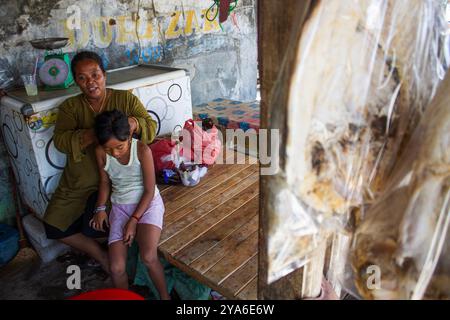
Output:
[22,214,69,263]
[178,164,208,187]
[0,223,19,266]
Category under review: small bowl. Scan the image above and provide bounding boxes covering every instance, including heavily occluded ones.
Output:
[29,37,69,50]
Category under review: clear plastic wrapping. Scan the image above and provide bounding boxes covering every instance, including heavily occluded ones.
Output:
[351,70,450,300]
[0,69,14,90]
[267,0,448,284]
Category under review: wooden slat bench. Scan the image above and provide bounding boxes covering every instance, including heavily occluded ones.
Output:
[157,147,259,300]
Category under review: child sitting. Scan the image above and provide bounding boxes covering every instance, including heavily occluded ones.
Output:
[90,109,170,300]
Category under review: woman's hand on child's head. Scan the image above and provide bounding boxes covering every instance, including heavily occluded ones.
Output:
[123,219,138,247]
[81,128,98,149]
[89,211,109,232]
[128,116,138,137]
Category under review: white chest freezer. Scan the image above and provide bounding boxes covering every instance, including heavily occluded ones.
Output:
[0,64,192,218]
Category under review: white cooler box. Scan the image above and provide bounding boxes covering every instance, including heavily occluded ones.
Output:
[0,64,192,219]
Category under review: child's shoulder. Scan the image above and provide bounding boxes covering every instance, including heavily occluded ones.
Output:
[136,139,151,156]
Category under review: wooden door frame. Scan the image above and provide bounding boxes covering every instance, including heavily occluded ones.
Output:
[257,0,318,300]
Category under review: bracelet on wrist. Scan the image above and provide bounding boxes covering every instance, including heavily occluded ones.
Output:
[94,205,107,214]
[131,215,139,222]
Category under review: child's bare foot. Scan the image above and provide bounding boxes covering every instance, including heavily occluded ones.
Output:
[161,293,171,300]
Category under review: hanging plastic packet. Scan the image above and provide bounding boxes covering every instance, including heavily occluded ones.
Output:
[350,70,450,300]
[266,0,447,284]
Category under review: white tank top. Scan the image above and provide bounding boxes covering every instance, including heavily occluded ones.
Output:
[104,138,159,204]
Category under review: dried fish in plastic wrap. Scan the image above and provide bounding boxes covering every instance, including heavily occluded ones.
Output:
[352,70,450,300]
[267,0,447,284]
[286,0,446,218]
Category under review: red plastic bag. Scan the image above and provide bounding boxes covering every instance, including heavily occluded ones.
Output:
[181,119,221,165]
[149,139,181,172]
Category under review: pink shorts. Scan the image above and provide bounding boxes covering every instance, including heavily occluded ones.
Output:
[108,194,165,245]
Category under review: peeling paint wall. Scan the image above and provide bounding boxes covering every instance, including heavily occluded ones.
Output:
[0,0,257,105]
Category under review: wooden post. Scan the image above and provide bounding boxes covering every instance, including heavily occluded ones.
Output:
[258,0,319,299]
[326,232,352,298]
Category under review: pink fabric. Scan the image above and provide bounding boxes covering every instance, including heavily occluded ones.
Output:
[182,119,222,165]
[108,194,165,245]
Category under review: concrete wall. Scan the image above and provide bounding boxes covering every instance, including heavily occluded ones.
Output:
[0,0,257,105]
[0,0,257,224]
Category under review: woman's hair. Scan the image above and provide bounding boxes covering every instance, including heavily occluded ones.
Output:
[71,51,105,77]
[95,110,130,145]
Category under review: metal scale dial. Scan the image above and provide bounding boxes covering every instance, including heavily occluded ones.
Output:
[30,37,74,90]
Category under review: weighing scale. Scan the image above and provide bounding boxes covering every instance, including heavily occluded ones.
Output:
[29,37,74,90]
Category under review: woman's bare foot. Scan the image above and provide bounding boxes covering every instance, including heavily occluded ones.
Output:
[97,251,110,275]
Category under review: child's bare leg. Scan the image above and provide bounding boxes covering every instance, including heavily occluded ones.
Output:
[137,224,170,300]
[109,241,129,289]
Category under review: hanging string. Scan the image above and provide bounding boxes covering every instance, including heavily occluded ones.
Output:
[135,0,142,64]
[205,0,239,31]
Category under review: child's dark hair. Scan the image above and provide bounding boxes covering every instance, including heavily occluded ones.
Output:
[71,51,105,77]
[95,110,130,145]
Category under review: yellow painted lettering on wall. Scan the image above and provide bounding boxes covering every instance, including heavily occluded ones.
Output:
[202,9,220,33]
[137,18,154,41]
[116,16,137,45]
[184,10,200,36]
[165,11,183,39]
[61,7,221,50]
[63,19,90,49]
[92,18,113,48]
[63,21,76,49]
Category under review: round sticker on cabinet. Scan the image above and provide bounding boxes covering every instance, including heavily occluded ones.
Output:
[2,122,18,158]
[13,111,24,132]
[168,84,182,102]
[45,138,66,170]
[147,111,161,136]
